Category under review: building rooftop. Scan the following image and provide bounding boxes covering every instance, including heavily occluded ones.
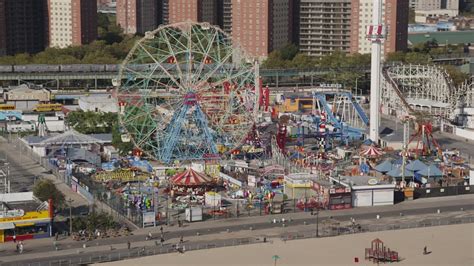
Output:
[408,31,474,45]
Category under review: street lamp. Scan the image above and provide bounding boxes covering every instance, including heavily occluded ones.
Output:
[66,199,74,236]
[311,207,320,237]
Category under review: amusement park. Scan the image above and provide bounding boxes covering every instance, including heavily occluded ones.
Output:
[0,20,473,265]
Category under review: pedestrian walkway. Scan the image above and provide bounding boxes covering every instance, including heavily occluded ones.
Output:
[0,136,88,208]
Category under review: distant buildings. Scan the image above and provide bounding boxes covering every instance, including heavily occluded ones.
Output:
[350,0,408,55]
[231,0,292,59]
[298,0,352,56]
[116,0,159,34]
[168,0,218,25]
[0,0,49,56]
[413,0,460,23]
[0,0,411,59]
[48,0,98,48]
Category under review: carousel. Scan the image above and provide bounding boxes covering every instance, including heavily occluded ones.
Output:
[169,168,216,196]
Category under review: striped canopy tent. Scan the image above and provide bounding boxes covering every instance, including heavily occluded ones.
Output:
[170,168,213,186]
[360,146,383,157]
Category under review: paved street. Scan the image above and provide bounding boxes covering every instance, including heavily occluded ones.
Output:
[0,136,89,208]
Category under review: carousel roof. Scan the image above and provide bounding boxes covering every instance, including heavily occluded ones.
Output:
[406,159,428,172]
[417,164,443,177]
[170,168,213,186]
[360,146,383,157]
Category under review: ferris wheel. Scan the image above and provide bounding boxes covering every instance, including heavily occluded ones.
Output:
[115,22,259,164]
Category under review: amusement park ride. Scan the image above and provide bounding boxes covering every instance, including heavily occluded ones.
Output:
[115,22,259,164]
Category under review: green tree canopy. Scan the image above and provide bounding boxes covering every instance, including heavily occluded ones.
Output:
[33,179,65,208]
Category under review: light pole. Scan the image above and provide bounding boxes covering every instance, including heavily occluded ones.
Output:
[66,199,73,236]
[312,208,320,237]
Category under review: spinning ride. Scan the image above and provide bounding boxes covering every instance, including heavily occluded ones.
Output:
[116,22,259,164]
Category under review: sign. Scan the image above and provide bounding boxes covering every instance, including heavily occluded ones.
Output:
[0,210,24,219]
[0,210,50,223]
[368,179,378,185]
[142,211,156,228]
[330,187,351,194]
[366,25,386,42]
[319,83,342,89]
[248,175,256,187]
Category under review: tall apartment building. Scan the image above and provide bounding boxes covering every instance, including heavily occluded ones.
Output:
[48,0,97,48]
[232,0,292,59]
[217,0,232,35]
[350,0,408,55]
[0,0,49,56]
[116,0,159,34]
[168,0,218,25]
[158,0,169,25]
[298,0,351,57]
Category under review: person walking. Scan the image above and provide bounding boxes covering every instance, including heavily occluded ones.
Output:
[160,237,165,247]
[12,234,16,243]
[55,232,59,241]
[15,243,19,253]
[179,236,183,245]
[160,226,163,234]
[147,231,152,240]
[19,241,24,254]
[127,241,131,250]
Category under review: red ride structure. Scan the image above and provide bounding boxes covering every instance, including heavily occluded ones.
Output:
[408,122,442,157]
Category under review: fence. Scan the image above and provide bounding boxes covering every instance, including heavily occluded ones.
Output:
[414,185,474,199]
[17,215,473,266]
[11,136,142,227]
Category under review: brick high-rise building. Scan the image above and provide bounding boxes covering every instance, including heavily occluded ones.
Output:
[48,0,97,48]
[232,0,292,59]
[168,0,218,25]
[116,0,160,34]
[299,0,352,57]
[350,0,408,55]
[0,0,49,56]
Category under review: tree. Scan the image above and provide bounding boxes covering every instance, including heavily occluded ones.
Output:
[33,179,65,208]
[442,65,470,87]
[112,123,134,155]
[279,43,299,61]
[404,52,431,64]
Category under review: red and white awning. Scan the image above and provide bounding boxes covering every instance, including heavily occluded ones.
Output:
[360,146,383,157]
[170,168,213,186]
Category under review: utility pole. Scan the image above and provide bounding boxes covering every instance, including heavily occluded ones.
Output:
[67,199,73,236]
[316,208,319,237]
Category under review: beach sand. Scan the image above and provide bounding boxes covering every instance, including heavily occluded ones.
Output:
[101,223,474,266]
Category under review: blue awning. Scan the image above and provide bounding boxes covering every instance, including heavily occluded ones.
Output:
[375,159,393,173]
[418,164,443,177]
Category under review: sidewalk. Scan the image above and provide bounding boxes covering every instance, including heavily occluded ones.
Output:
[1,193,472,262]
[0,136,88,208]
[1,209,473,264]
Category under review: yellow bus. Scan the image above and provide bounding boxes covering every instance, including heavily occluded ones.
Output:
[34,103,63,112]
[0,104,15,110]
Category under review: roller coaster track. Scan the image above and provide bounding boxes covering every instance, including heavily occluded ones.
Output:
[382,67,415,115]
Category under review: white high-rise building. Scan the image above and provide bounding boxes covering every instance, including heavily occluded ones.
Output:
[48,0,97,48]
